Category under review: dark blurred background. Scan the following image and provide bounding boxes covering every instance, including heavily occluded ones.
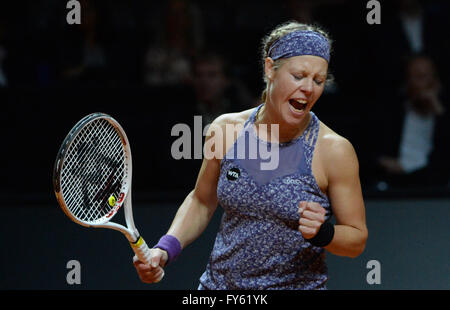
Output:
[0,0,449,290]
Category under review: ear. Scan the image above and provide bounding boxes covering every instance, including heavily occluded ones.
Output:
[264,57,275,81]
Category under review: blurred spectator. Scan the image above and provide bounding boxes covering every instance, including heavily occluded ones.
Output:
[398,0,427,53]
[370,54,449,189]
[143,0,203,86]
[368,0,450,97]
[61,0,107,84]
[187,51,256,125]
[165,51,256,189]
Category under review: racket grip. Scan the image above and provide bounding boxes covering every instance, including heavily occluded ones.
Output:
[130,236,152,265]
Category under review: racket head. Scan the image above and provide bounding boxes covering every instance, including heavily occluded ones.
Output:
[53,113,132,227]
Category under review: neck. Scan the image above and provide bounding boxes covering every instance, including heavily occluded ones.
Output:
[255,103,311,143]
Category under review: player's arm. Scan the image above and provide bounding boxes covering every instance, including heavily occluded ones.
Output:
[133,118,225,283]
[166,155,220,249]
[323,136,368,257]
[165,115,233,249]
[134,166,220,284]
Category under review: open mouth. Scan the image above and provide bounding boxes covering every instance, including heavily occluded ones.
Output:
[289,99,307,112]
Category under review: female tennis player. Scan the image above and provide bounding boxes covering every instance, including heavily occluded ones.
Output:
[133,21,368,289]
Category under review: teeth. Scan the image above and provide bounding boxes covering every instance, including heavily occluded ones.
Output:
[289,98,307,112]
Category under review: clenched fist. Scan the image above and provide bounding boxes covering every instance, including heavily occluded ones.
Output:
[298,201,326,239]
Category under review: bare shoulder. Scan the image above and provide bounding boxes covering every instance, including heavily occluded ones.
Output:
[211,108,255,127]
[205,107,256,158]
[206,108,255,139]
[316,122,359,176]
[318,122,356,155]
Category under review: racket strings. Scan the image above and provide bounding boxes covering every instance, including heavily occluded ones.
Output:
[76,122,124,221]
[60,119,127,223]
[63,123,115,220]
[69,123,123,221]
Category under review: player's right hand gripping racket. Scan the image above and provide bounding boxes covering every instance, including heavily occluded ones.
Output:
[53,113,160,278]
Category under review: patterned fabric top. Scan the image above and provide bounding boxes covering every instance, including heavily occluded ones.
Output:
[199,105,332,290]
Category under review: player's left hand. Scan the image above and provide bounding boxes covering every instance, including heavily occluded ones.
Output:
[298,201,326,239]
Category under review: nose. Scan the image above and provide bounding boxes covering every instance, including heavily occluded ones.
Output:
[299,78,313,96]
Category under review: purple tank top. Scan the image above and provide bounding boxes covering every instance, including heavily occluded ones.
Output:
[199,105,332,290]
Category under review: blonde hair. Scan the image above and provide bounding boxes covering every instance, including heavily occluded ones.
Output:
[260,21,333,103]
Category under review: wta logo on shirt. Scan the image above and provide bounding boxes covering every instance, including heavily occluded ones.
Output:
[226,167,240,181]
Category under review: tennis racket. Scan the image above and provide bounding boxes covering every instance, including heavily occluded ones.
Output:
[53,112,158,276]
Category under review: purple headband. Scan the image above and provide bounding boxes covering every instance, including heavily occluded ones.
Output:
[268,30,330,62]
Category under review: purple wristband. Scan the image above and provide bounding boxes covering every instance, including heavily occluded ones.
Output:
[153,235,182,265]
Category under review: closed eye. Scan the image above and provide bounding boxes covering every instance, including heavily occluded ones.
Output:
[293,74,324,85]
[314,79,324,85]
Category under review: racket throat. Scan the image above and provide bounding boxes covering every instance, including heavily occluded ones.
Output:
[130,235,144,248]
[125,227,141,244]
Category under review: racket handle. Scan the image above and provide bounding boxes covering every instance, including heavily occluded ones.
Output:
[130,236,152,265]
